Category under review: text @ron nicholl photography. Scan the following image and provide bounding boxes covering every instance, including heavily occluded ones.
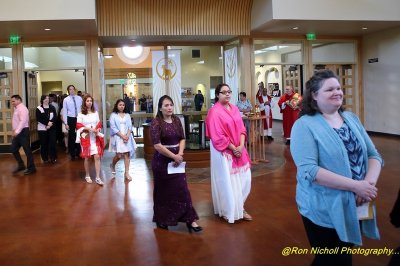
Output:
[281,247,396,256]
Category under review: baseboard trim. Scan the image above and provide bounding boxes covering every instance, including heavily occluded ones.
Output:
[367,131,400,138]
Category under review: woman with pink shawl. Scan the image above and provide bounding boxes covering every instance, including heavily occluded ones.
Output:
[206,83,253,223]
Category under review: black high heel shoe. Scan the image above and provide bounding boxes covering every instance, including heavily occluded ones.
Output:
[186,223,203,233]
[156,223,168,230]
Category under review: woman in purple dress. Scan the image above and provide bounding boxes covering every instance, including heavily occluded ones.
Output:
[150,95,202,232]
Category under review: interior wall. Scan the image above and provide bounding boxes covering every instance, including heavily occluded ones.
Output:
[363,26,400,135]
[39,71,86,95]
[0,0,95,21]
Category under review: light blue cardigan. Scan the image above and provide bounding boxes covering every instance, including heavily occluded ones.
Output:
[109,113,137,158]
[290,111,383,245]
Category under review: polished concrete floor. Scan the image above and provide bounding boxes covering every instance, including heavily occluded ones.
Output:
[0,128,399,266]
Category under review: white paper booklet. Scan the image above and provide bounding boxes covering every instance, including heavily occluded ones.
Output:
[357,201,374,220]
[167,161,186,174]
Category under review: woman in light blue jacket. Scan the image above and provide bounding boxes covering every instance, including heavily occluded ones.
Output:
[290,70,383,266]
[109,99,137,180]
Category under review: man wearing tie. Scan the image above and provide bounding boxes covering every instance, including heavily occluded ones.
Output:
[62,85,83,160]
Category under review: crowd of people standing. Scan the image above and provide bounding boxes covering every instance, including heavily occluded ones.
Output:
[10,72,388,253]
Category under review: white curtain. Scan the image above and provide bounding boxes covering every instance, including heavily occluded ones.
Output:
[152,50,182,115]
[224,47,239,104]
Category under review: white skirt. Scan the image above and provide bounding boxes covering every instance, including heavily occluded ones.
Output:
[210,141,251,223]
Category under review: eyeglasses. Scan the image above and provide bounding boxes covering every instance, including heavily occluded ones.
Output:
[219,90,232,95]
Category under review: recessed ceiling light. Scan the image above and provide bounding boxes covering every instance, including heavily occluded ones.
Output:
[292,27,299,30]
[362,27,368,30]
[131,39,136,42]
[44,28,51,31]
[104,54,113,59]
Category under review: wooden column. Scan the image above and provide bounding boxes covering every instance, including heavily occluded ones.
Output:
[239,37,255,106]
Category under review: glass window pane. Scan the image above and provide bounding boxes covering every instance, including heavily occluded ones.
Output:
[312,42,356,63]
[254,40,303,64]
[0,47,12,70]
[171,46,223,112]
[23,42,86,69]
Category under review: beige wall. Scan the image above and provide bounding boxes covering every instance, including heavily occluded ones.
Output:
[0,0,96,21]
[363,26,400,134]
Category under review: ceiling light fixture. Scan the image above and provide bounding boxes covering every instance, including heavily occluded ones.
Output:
[104,54,113,59]
[292,27,299,30]
[44,28,51,31]
[362,27,368,30]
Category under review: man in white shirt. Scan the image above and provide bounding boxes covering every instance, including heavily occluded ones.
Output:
[62,85,83,160]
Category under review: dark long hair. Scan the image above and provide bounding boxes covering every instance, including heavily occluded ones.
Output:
[40,95,48,105]
[156,95,176,120]
[299,70,343,117]
[214,83,230,103]
[81,94,95,115]
[112,99,126,113]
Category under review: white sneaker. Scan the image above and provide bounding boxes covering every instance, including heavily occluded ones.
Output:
[95,178,104,186]
[85,176,92,183]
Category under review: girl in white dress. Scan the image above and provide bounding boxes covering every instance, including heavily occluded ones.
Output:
[76,95,104,186]
[109,99,137,180]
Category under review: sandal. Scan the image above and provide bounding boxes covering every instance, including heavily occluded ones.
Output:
[110,163,116,174]
[85,176,92,184]
[95,178,104,186]
[243,210,253,221]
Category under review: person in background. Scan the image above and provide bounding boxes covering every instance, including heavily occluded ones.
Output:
[257,86,274,141]
[290,70,383,266]
[49,93,62,147]
[109,99,137,181]
[150,95,202,232]
[77,90,83,98]
[123,93,132,114]
[11,95,36,175]
[194,90,204,111]
[139,94,147,111]
[36,95,57,164]
[206,84,252,223]
[76,94,104,186]
[60,105,69,154]
[236,91,252,137]
[146,95,153,113]
[63,85,83,160]
[278,85,301,145]
[388,189,400,266]
[129,93,136,112]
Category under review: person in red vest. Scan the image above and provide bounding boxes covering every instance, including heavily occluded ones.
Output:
[256,83,274,141]
[278,85,302,145]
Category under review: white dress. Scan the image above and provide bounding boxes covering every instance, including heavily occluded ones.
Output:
[111,114,130,153]
[77,112,100,155]
[209,141,252,223]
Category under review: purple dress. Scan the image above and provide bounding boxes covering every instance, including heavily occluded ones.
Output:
[150,117,199,225]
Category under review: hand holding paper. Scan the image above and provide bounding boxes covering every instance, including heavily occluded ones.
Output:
[167,161,186,174]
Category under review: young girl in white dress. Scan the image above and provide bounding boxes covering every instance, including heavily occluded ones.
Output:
[109,99,137,180]
[76,95,104,186]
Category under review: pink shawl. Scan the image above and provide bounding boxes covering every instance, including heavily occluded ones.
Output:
[206,102,251,173]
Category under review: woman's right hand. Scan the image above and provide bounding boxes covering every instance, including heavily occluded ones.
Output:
[353,180,378,202]
[173,154,183,165]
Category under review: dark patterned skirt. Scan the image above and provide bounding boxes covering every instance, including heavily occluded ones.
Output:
[151,148,199,225]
